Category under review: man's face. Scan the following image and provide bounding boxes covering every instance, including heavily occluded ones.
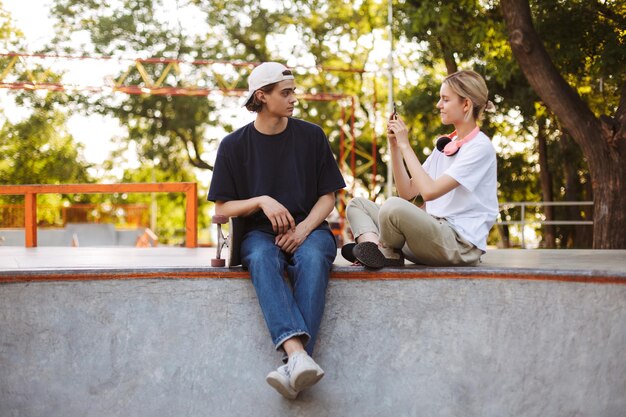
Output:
[257,80,298,117]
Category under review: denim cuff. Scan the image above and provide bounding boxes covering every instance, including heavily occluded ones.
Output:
[274,330,310,352]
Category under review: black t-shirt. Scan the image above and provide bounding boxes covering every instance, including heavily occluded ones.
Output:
[208,118,346,234]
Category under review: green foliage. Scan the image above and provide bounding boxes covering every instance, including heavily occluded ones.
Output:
[0,1,23,50]
[0,96,94,225]
[0,3,89,198]
[0,108,91,187]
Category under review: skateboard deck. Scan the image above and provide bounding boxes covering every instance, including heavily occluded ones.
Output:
[211,215,244,267]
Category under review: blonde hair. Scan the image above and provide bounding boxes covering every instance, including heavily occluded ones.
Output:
[443,70,495,121]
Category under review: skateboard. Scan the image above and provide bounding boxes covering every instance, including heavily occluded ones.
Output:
[211,215,244,267]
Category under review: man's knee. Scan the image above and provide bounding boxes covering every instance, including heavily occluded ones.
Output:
[246,246,277,263]
[242,238,281,268]
[296,238,335,269]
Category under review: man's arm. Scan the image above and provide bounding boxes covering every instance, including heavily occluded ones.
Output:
[275,192,336,254]
[215,196,295,235]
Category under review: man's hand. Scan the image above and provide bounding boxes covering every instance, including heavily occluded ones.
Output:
[275,223,309,254]
[259,196,295,235]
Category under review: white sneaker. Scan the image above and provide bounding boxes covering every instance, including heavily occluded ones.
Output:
[266,365,298,400]
[287,351,325,392]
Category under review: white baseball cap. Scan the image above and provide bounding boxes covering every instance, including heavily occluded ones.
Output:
[241,62,295,107]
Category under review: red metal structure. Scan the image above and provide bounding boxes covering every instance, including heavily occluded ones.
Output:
[0,53,381,206]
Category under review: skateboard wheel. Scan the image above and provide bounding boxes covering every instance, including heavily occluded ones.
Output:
[211,258,226,267]
[212,215,228,224]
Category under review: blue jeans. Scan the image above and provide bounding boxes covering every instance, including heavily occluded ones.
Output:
[241,228,336,356]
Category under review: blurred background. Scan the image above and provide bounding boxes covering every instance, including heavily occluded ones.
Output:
[1,0,624,249]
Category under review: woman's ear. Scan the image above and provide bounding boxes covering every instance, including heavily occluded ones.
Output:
[463,98,473,112]
[463,98,474,121]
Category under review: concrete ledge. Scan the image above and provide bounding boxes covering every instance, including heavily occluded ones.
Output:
[2,248,625,416]
[1,272,626,416]
[1,247,626,284]
[2,264,626,285]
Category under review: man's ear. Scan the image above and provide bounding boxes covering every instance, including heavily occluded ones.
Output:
[255,90,266,103]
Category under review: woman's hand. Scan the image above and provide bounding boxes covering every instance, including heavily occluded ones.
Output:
[387,114,398,147]
[387,116,410,150]
[387,113,398,147]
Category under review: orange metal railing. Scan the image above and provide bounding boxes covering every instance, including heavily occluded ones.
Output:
[0,183,198,248]
[0,203,150,228]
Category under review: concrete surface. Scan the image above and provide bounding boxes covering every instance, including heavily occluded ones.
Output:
[0,225,147,247]
[1,247,626,274]
[1,263,625,416]
[1,248,625,416]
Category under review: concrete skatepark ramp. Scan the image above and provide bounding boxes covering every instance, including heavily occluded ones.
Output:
[1,248,625,416]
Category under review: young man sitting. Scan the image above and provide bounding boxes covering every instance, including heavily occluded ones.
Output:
[208,62,345,399]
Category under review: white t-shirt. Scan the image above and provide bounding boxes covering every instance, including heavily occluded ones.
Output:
[422,131,498,251]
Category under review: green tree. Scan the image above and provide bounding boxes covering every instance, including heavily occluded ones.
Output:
[0,4,92,226]
[0,105,92,187]
[501,0,626,248]
[0,4,92,191]
[0,1,22,50]
[0,97,94,225]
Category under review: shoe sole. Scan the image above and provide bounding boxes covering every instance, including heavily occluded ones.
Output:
[353,242,386,269]
[266,374,298,400]
[291,369,324,392]
[353,242,404,269]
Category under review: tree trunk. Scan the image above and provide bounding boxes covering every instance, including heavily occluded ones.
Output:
[500,0,626,248]
[496,224,511,248]
[438,38,458,75]
[580,174,594,247]
[560,134,593,248]
[536,116,555,248]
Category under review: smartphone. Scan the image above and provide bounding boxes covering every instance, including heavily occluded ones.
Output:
[391,102,397,120]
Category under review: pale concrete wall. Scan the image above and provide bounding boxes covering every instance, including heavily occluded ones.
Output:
[0,225,145,247]
[1,278,624,417]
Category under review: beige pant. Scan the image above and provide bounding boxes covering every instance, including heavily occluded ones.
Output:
[346,197,483,266]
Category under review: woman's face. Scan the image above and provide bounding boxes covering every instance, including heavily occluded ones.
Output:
[437,83,470,125]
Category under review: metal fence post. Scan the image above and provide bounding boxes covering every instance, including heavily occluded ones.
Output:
[24,192,37,247]
[520,203,525,249]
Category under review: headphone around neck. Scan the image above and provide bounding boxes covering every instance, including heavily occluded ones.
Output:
[436,126,480,156]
